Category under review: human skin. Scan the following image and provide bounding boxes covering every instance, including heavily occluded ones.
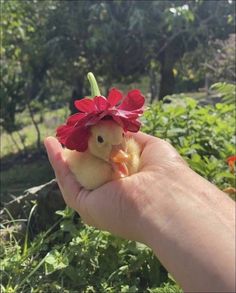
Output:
[44,132,235,293]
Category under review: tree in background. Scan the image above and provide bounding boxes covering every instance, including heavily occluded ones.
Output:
[204,33,236,83]
[10,1,236,96]
[41,1,94,113]
[174,33,236,93]
[1,1,69,149]
[131,0,235,98]
[67,0,234,99]
[1,0,235,136]
[1,0,37,150]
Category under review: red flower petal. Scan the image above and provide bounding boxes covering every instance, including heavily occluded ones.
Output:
[227,155,236,164]
[67,113,87,125]
[111,115,125,128]
[115,109,140,119]
[56,87,145,151]
[65,127,90,152]
[121,118,141,132]
[84,114,102,126]
[57,124,90,152]
[75,98,96,112]
[56,124,74,145]
[119,89,145,111]
[107,88,123,106]
[94,96,110,111]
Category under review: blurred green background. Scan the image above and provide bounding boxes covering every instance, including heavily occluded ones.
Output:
[0,1,235,292]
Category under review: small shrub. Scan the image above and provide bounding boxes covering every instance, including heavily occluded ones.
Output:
[142,95,235,189]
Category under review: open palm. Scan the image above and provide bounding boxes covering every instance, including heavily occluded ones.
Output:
[44,132,187,243]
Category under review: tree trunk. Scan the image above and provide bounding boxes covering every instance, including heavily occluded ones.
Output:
[70,77,84,114]
[16,131,28,155]
[9,132,22,153]
[205,73,210,96]
[157,46,177,100]
[159,60,175,100]
[27,101,41,150]
[149,69,158,103]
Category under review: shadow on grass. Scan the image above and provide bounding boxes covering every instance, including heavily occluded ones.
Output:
[0,145,55,205]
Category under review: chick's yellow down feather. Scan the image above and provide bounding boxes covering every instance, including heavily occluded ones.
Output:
[63,120,141,190]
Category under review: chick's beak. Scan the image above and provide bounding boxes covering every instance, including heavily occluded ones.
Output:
[110,144,129,163]
[110,144,130,178]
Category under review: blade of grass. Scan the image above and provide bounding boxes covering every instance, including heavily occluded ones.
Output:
[23,203,37,256]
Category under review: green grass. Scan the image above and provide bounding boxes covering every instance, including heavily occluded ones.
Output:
[0,156,54,204]
[0,107,69,158]
[0,107,67,203]
[0,107,68,203]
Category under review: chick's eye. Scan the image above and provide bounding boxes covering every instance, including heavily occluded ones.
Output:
[97,135,104,143]
[122,133,125,137]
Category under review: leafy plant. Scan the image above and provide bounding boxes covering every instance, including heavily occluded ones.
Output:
[1,94,235,292]
[211,82,236,104]
[142,95,235,189]
[0,212,177,292]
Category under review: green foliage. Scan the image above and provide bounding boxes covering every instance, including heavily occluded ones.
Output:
[1,0,235,290]
[0,213,177,292]
[1,0,29,132]
[142,96,235,189]
[211,82,236,104]
[0,107,69,157]
[45,249,69,275]
[1,0,66,135]
[1,93,235,292]
[1,0,234,129]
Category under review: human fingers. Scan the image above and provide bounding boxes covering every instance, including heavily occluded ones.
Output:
[44,136,82,208]
[44,136,146,241]
[129,131,159,148]
[131,132,188,169]
[77,175,147,241]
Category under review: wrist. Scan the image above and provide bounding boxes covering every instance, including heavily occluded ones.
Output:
[139,166,235,292]
[140,164,230,246]
[140,164,195,246]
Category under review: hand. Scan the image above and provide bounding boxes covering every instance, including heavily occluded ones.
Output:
[44,132,235,292]
[44,132,187,243]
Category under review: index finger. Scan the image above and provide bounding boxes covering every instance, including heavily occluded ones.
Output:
[44,136,82,207]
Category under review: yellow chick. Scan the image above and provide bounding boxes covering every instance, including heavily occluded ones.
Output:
[63,120,141,190]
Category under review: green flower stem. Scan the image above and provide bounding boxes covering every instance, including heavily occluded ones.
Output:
[87,72,101,97]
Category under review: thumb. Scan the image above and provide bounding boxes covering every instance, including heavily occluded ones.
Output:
[44,136,82,209]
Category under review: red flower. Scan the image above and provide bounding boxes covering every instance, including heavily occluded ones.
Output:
[226,155,236,173]
[56,88,145,151]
